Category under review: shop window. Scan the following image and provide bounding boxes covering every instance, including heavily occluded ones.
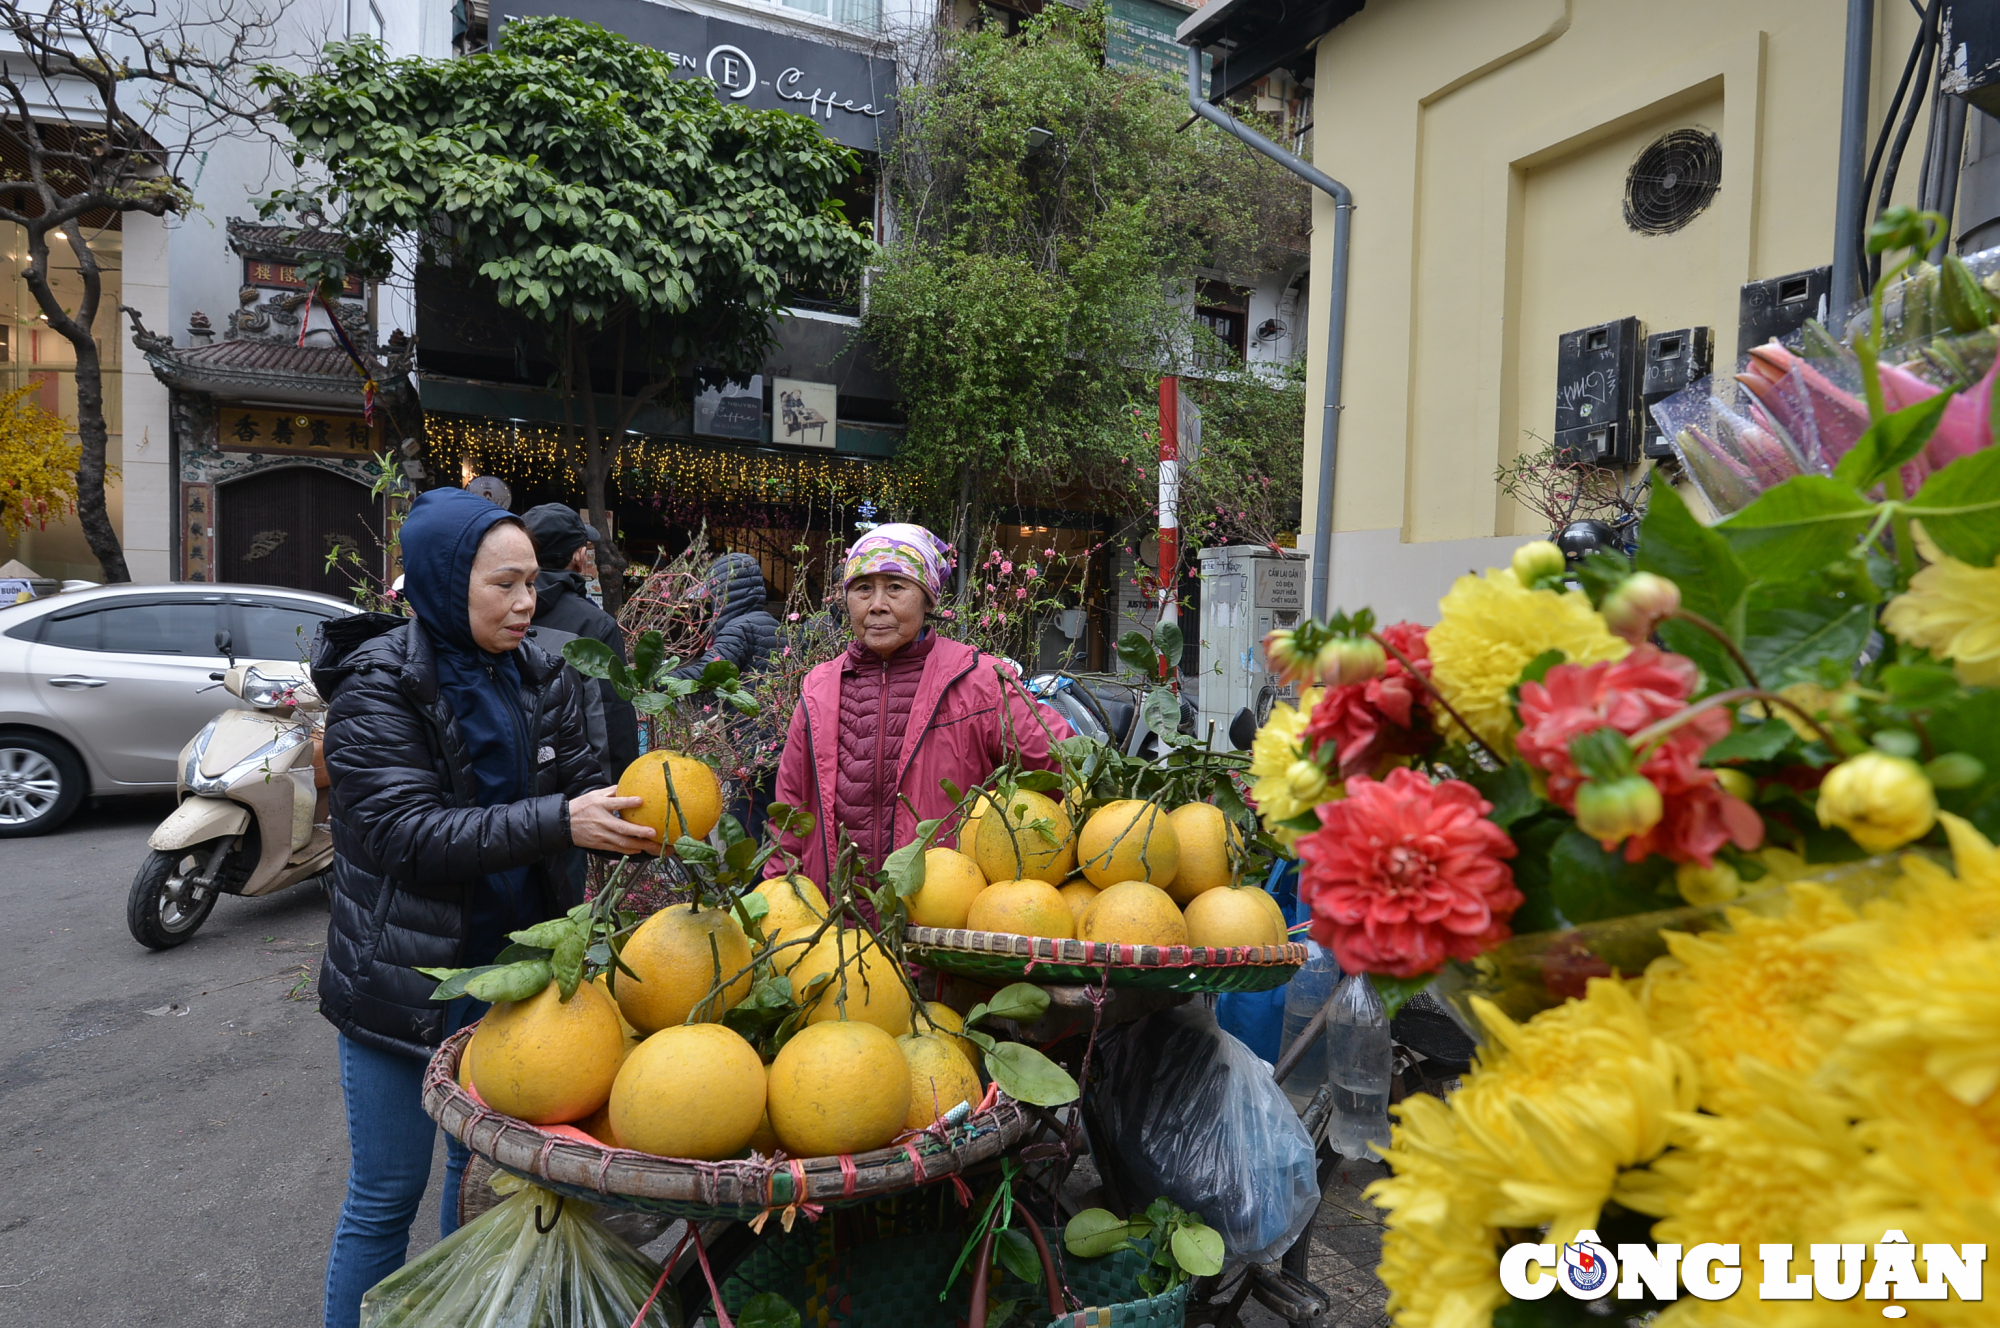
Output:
[1195,281,1249,366]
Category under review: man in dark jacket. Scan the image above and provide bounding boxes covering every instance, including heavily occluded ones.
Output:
[522,503,639,778]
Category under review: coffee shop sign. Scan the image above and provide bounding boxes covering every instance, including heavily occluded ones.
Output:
[672,43,886,124]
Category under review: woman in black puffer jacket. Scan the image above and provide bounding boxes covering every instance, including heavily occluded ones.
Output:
[312,488,655,1328]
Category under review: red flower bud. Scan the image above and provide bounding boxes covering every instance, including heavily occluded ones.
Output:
[1573,774,1664,846]
[1601,572,1682,644]
[1315,635,1386,687]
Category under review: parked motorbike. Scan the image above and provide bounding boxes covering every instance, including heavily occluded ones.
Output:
[1025,671,1197,758]
[127,640,331,950]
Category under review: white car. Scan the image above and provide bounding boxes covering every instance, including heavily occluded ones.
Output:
[0,583,357,835]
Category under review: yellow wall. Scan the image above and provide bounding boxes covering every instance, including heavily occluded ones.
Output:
[1301,0,1934,549]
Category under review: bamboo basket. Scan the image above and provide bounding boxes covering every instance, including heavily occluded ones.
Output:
[906,927,1306,993]
[422,1025,1033,1222]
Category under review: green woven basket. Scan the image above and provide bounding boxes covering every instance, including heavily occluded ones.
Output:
[1047,1250,1190,1328]
[906,927,1305,993]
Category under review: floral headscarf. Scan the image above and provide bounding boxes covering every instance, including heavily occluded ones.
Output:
[843,523,952,602]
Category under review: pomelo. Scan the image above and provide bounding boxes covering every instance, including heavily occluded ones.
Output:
[1184,885,1285,949]
[907,847,988,930]
[900,1033,982,1129]
[468,979,626,1125]
[616,904,754,1034]
[1078,800,1181,890]
[1251,887,1291,942]
[767,1020,911,1157]
[918,1000,982,1070]
[967,878,1074,939]
[1058,880,1101,926]
[610,1023,767,1160]
[615,751,722,854]
[972,789,1075,885]
[1165,802,1240,904]
[750,874,828,973]
[1077,880,1189,948]
[791,928,913,1033]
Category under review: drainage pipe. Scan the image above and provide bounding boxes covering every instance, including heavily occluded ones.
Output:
[1187,45,1353,620]
[1832,0,1875,317]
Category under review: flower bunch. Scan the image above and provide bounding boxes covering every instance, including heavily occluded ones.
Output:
[1515,647,1763,866]
[1301,620,1435,779]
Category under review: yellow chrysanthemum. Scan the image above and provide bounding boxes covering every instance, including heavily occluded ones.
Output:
[1638,883,1858,1115]
[1247,687,1326,846]
[1425,567,1628,752]
[1882,526,2000,687]
[1367,980,1695,1327]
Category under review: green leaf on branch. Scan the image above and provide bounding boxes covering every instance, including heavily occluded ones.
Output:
[508,918,575,950]
[882,839,928,898]
[1703,719,1795,764]
[1369,973,1434,1020]
[1716,477,1877,581]
[1548,827,1677,923]
[464,958,553,1003]
[631,631,666,688]
[1740,580,1875,686]
[560,636,619,680]
[551,929,586,1000]
[1064,1209,1147,1258]
[1013,769,1064,793]
[983,1041,1080,1105]
[1143,688,1182,742]
[1467,760,1542,829]
[1516,649,1566,689]
[738,1292,802,1328]
[1169,1224,1225,1278]
[994,1227,1042,1285]
[1117,630,1163,679]
[1636,481,1747,627]
[970,982,1049,1026]
[1834,389,1957,493]
[1152,618,1184,664]
[1908,448,2000,566]
[420,965,495,1001]
[697,659,743,692]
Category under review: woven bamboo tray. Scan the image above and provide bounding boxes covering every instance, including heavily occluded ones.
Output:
[906,927,1306,993]
[421,1025,1033,1221]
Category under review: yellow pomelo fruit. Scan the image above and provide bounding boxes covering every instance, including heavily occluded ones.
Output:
[750,874,828,973]
[590,973,643,1041]
[900,1033,983,1129]
[767,1020,912,1157]
[956,793,990,861]
[1165,803,1240,904]
[1184,886,1285,949]
[747,1110,781,1156]
[1078,800,1181,890]
[1078,880,1189,948]
[456,1036,477,1090]
[919,1000,982,1070]
[609,1023,766,1159]
[469,980,626,1125]
[615,751,722,854]
[1252,887,1291,942]
[966,878,1074,939]
[577,1100,619,1147]
[907,847,988,929]
[616,905,754,1034]
[972,790,1075,885]
[792,928,913,1033]
[1058,880,1101,925]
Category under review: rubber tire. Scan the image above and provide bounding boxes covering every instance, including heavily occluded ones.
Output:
[0,730,86,838]
[128,841,231,950]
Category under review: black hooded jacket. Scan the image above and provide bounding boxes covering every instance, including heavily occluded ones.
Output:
[533,568,639,774]
[310,614,603,1058]
[671,552,780,681]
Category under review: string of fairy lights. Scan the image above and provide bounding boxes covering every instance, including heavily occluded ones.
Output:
[423,413,939,518]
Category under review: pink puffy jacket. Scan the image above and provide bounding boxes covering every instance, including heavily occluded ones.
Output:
[765,634,1071,886]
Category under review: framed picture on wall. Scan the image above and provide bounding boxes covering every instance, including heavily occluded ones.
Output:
[771,378,837,449]
[694,375,765,440]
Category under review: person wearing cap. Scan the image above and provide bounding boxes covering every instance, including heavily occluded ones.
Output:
[764,523,1071,887]
[521,503,639,778]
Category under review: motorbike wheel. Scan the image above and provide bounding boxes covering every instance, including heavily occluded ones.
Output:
[127,838,239,950]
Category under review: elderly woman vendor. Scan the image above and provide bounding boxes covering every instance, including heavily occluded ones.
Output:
[765,524,1070,883]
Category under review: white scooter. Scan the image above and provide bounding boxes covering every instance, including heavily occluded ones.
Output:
[127,642,333,950]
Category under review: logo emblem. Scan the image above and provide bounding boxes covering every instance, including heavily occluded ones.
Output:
[1558,1232,1617,1299]
[705,44,756,100]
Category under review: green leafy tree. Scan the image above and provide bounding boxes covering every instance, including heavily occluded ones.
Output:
[257,18,872,610]
[864,4,1307,549]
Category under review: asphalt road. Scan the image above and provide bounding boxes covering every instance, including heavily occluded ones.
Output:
[0,796,446,1328]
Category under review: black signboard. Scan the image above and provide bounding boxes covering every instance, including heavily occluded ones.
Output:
[499,0,896,153]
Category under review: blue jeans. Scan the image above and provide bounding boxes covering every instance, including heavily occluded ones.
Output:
[322,999,481,1328]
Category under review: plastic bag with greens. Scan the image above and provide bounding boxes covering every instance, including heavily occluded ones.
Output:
[360,1172,682,1328]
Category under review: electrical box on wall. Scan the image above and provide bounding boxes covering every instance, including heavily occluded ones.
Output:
[1195,545,1306,750]
[1554,317,1644,466]
[1641,326,1713,458]
[1738,266,1831,352]
[1942,4,2000,117]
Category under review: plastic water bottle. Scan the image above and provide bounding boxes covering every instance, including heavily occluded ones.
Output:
[1278,941,1336,1098]
[1326,971,1393,1159]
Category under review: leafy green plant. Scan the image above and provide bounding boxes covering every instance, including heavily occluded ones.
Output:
[1063,1198,1225,1294]
[562,630,759,719]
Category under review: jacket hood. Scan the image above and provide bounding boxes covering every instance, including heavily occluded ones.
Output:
[310,612,561,701]
[708,553,769,627]
[400,488,519,656]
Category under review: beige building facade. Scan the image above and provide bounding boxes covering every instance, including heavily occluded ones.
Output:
[1207,0,1940,622]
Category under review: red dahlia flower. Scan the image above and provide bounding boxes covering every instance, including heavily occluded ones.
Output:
[1515,646,1762,866]
[1301,621,1434,779]
[1294,767,1521,978]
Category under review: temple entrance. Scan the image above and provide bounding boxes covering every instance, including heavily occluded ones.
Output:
[215,466,382,600]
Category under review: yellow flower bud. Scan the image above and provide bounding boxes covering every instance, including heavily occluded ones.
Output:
[1816,752,1937,854]
[1573,775,1664,846]
[1675,860,1743,907]
[1511,539,1567,587]
[1714,768,1755,802]
[1284,758,1330,804]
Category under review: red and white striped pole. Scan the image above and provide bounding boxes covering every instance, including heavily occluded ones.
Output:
[1157,375,1180,680]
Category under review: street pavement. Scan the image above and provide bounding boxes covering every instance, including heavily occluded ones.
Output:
[0,797,1393,1328]
[0,797,428,1328]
